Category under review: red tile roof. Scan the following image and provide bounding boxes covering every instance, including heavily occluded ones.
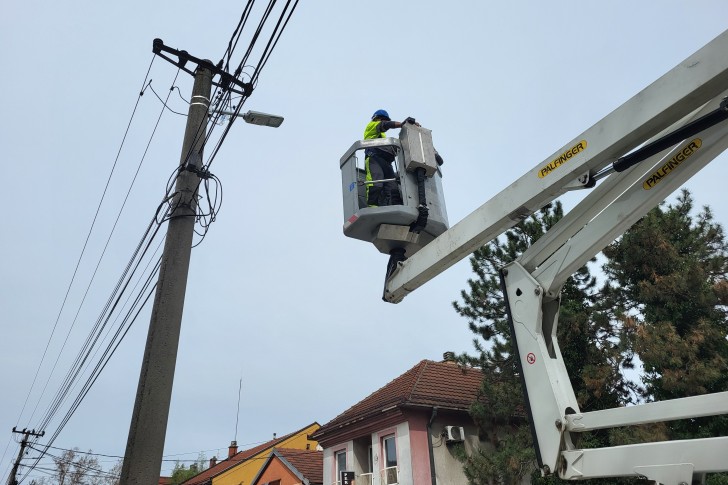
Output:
[274,448,323,484]
[313,360,482,437]
[181,424,318,485]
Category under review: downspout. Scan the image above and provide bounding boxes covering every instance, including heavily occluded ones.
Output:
[427,406,438,485]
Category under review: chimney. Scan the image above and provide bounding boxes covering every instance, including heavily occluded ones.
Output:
[228,440,238,458]
[210,456,217,468]
[443,351,456,362]
[273,433,277,440]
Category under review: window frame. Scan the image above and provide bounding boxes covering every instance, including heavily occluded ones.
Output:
[334,448,347,483]
[381,433,397,469]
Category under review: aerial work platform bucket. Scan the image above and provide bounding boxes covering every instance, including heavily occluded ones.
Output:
[339,124,449,257]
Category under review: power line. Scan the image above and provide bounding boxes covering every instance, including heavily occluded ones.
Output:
[2,55,158,485]
[10,54,156,435]
[10,3,302,481]
[27,69,181,440]
[34,238,164,446]
[149,81,189,116]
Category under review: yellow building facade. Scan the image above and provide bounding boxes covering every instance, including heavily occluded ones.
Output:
[212,423,320,485]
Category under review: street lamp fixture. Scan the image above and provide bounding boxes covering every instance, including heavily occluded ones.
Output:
[209,108,284,128]
[242,110,284,128]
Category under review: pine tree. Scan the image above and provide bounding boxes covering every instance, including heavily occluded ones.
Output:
[456,190,728,483]
[454,202,633,484]
[602,189,728,440]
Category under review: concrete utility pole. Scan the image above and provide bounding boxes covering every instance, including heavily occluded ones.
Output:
[7,428,44,485]
[119,64,212,485]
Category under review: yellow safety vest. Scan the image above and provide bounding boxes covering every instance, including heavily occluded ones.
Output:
[364,120,386,140]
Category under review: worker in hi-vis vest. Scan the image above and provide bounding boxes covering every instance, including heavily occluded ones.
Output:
[363,109,418,207]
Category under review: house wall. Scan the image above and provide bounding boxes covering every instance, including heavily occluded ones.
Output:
[324,440,362,485]
[214,425,319,485]
[372,421,412,484]
[321,413,527,485]
[406,413,431,485]
[322,420,422,485]
[251,456,301,485]
[428,414,533,485]
[429,415,481,485]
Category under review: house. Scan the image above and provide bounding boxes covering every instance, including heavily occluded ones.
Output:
[181,422,320,485]
[310,359,484,485]
[250,448,323,485]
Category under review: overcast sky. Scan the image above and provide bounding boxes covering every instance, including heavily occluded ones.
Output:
[2,1,728,480]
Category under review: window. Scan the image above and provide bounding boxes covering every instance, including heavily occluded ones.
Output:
[336,449,347,482]
[383,435,397,468]
[381,435,398,485]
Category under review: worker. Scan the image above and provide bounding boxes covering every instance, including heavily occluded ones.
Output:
[363,109,418,207]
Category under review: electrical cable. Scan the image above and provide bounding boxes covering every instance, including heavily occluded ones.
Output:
[36,218,164,434]
[172,85,190,105]
[29,70,181,437]
[24,445,121,481]
[249,0,299,86]
[10,4,302,480]
[22,272,160,483]
[222,0,257,73]
[9,53,156,440]
[1,56,157,485]
[237,0,277,71]
[17,72,181,468]
[36,225,166,436]
[202,0,299,174]
[149,81,188,116]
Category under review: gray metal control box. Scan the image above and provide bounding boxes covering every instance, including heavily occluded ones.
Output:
[399,124,439,177]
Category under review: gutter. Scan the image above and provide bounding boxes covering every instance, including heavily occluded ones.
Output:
[427,407,438,485]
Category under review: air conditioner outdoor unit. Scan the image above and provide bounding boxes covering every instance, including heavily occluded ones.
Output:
[444,425,465,443]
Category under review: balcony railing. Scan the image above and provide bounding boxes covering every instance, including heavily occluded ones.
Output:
[380,466,399,485]
[357,473,374,485]
[330,471,379,485]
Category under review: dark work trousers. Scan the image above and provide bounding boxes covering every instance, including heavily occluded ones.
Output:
[366,153,401,206]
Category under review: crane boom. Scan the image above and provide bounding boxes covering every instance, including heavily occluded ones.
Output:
[379,29,728,484]
[383,29,728,304]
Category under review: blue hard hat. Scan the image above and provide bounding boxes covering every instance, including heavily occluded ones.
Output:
[372,109,390,120]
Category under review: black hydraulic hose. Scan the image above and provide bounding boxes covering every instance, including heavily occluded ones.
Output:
[613,97,728,173]
[410,167,429,234]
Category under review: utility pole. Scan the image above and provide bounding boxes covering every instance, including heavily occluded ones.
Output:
[119,64,212,485]
[7,428,44,485]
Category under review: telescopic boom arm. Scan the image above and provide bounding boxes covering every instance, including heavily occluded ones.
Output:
[383,29,728,484]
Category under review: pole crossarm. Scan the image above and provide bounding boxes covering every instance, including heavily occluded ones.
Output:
[8,428,44,485]
[152,38,253,96]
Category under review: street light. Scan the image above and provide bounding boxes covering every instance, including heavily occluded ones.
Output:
[242,110,284,128]
[210,108,284,128]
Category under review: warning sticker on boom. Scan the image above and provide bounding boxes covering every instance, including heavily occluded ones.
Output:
[538,140,587,178]
[642,138,702,190]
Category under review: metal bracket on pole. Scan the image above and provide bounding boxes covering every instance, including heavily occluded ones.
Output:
[152,38,253,96]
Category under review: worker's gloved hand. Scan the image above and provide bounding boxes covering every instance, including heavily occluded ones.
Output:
[403,116,417,125]
[435,151,444,166]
